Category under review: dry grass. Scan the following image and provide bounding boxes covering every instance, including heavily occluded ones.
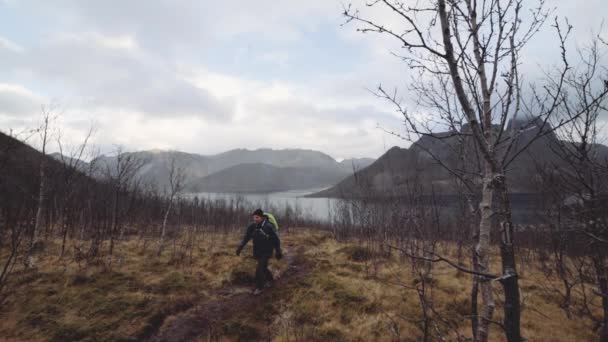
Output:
[0,232,269,341]
[0,229,598,341]
[266,232,596,342]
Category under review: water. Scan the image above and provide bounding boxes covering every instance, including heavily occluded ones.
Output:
[185,190,541,225]
[186,188,339,222]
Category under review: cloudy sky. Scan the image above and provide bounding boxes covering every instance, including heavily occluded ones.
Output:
[0,0,606,160]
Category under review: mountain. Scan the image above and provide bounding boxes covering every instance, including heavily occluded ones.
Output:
[208,148,339,171]
[1,132,48,201]
[338,158,375,172]
[311,119,605,198]
[188,163,349,193]
[93,150,211,191]
[310,146,444,197]
[49,152,89,172]
[93,148,376,193]
[0,131,100,209]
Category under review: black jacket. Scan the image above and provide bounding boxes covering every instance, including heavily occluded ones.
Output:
[238,219,281,258]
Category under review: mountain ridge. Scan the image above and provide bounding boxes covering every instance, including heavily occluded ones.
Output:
[310,119,608,198]
[91,147,376,193]
[187,162,349,193]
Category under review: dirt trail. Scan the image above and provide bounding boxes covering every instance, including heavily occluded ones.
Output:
[146,244,309,342]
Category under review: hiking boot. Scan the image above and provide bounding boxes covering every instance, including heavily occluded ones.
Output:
[253,288,263,296]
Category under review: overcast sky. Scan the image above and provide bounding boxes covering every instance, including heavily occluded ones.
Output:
[0,0,606,160]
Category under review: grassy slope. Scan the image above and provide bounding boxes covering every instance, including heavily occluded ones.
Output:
[0,229,596,341]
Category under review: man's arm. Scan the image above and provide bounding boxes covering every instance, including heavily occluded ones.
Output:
[236,225,253,256]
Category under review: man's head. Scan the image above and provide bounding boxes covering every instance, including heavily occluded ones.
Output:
[252,208,265,224]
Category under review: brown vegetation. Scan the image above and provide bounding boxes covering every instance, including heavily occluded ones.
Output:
[0,229,597,341]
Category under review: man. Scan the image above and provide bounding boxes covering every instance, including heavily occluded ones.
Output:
[236,208,283,295]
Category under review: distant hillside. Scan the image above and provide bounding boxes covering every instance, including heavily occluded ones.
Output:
[188,163,349,193]
[0,133,374,199]
[93,148,375,193]
[1,132,49,200]
[209,148,338,171]
[310,146,443,197]
[311,119,608,198]
[93,150,210,191]
[0,131,100,208]
[49,152,89,172]
[338,158,375,172]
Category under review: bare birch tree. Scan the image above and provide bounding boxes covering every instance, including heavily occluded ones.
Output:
[157,155,186,257]
[26,107,55,268]
[103,147,146,267]
[55,125,95,257]
[535,37,608,340]
[343,1,608,340]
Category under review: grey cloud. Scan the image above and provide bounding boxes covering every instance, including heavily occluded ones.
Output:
[2,33,234,121]
[0,86,43,117]
[94,78,233,120]
[251,98,398,125]
[12,0,335,53]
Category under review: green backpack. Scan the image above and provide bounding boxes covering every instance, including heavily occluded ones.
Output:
[264,212,279,231]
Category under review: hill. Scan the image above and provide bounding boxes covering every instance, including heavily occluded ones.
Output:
[310,145,443,197]
[311,119,608,198]
[209,148,338,170]
[338,157,375,172]
[187,163,349,193]
[94,148,375,193]
[1,132,90,203]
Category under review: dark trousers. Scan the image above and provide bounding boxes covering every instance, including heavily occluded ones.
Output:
[255,255,274,289]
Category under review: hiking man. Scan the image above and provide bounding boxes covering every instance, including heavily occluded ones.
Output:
[236,208,283,295]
